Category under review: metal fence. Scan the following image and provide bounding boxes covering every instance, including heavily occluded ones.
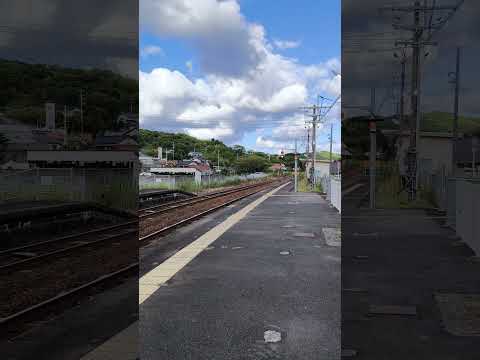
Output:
[429,171,480,255]
[139,172,268,190]
[0,168,138,211]
[320,175,341,213]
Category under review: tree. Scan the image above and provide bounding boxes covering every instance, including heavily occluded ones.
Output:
[234,155,268,174]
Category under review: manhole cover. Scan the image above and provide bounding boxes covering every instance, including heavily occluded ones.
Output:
[264,330,281,343]
[435,293,480,336]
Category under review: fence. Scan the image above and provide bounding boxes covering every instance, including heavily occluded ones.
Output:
[320,174,341,213]
[429,171,480,255]
[0,168,138,211]
[139,172,268,190]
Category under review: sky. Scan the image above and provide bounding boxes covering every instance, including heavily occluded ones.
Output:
[0,0,138,78]
[139,0,341,154]
[342,0,479,120]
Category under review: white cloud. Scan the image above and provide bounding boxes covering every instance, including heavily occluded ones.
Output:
[140,0,261,77]
[141,45,163,58]
[273,39,301,50]
[140,0,341,150]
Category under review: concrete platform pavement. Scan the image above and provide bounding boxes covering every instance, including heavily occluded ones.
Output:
[140,182,341,359]
[342,208,480,359]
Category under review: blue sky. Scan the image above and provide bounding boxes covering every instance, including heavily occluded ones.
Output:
[140,0,341,154]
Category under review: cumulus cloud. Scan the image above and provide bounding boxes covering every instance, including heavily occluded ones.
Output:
[140,0,262,77]
[140,0,341,149]
[0,1,138,77]
[273,39,301,50]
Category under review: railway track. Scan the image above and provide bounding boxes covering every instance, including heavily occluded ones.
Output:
[139,179,278,218]
[0,220,137,271]
[0,178,285,335]
[0,262,138,331]
[140,178,288,242]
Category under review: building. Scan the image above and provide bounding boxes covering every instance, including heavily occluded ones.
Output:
[305,159,331,181]
[270,163,287,173]
[116,112,139,129]
[26,151,138,168]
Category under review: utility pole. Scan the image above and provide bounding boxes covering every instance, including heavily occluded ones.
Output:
[450,47,461,175]
[473,137,478,177]
[385,0,463,200]
[294,138,298,192]
[217,148,220,173]
[369,88,376,209]
[80,89,85,136]
[64,105,68,146]
[300,95,340,188]
[312,105,317,189]
[172,141,175,161]
[329,123,333,173]
[306,127,310,154]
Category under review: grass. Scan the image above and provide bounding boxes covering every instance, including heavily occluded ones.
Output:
[297,172,323,193]
[375,169,435,209]
[140,176,267,193]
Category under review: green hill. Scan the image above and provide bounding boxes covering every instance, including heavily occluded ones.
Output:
[421,111,480,134]
[140,129,274,169]
[0,59,138,134]
[316,151,340,160]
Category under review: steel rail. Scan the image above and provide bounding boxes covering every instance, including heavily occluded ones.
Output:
[140,180,287,242]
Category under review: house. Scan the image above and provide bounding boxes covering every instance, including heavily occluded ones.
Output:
[94,135,138,151]
[305,159,331,181]
[383,130,455,175]
[270,163,287,173]
[116,112,139,129]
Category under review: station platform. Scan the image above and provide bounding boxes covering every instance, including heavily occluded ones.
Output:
[139,181,341,359]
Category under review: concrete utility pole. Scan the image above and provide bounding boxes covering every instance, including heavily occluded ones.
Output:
[369,88,376,209]
[312,105,317,188]
[450,47,461,175]
[80,89,84,136]
[63,105,68,146]
[301,95,340,188]
[394,50,407,134]
[294,139,298,192]
[306,127,310,154]
[472,136,478,177]
[385,0,463,200]
[329,123,333,173]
